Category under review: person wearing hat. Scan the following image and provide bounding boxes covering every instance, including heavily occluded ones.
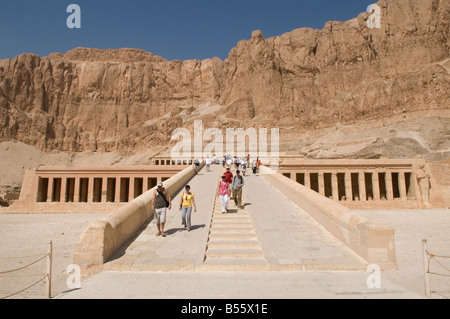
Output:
[152,181,171,237]
[231,170,245,209]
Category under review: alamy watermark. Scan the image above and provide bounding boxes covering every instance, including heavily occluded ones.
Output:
[170,120,279,172]
[66,4,81,29]
[366,264,381,289]
[367,4,381,29]
[66,264,81,289]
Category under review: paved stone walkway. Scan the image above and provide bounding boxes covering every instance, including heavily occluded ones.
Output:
[104,164,221,271]
[57,270,421,299]
[57,164,427,299]
[244,171,366,268]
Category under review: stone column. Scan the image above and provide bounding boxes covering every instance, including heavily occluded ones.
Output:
[290,171,296,181]
[115,177,121,203]
[129,177,135,202]
[61,177,67,203]
[399,170,407,200]
[345,171,353,201]
[331,172,339,201]
[101,177,107,203]
[87,177,94,203]
[74,178,80,203]
[358,171,366,201]
[372,171,380,200]
[304,172,311,189]
[143,177,149,193]
[385,170,394,201]
[47,178,54,202]
[318,172,325,196]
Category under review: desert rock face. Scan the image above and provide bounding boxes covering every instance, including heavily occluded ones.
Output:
[0,0,449,156]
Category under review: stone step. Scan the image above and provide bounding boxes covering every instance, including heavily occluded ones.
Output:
[212,214,251,220]
[205,248,265,259]
[209,227,255,234]
[203,258,268,266]
[212,211,249,216]
[211,218,252,224]
[206,240,261,250]
[210,221,252,227]
[208,233,258,241]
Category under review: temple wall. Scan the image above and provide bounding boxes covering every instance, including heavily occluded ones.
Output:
[7,165,188,213]
[275,158,448,209]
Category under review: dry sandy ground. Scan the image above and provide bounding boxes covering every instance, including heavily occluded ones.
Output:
[0,212,106,299]
[356,209,450,299]
[0,208,449,299]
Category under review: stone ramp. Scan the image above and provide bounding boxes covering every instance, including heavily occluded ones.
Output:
[103,164,367,272]
[244,171,367,268]
[104,164,220,271]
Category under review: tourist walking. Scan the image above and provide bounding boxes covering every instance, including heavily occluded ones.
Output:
[231,170,245,209]
[218,175,230,214]
[194,158,200,172]
[241,159,247,176]
[252,160,257,176]
[226,156,232,168]
[179,185,197,231]
[205,155,211,172]
[152,182,171,237]
[224,166,233,184]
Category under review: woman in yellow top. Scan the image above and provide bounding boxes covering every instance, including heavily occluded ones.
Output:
[179,185,197,231]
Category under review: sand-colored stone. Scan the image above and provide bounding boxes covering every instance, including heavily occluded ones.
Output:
[0,0,448,156]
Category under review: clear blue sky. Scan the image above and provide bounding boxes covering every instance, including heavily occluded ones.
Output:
[0,0,377,61]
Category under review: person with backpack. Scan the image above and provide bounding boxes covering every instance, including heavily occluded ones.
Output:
[231,170,245,209]
[152,182,171,237]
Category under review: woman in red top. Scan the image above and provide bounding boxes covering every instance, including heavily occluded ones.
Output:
[224,167,233,184]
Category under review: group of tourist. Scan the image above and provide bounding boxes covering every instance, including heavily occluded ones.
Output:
[220,154,262,176]
[152,154,261,237]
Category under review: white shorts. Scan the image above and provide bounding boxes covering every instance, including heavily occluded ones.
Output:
[154,207,167,224]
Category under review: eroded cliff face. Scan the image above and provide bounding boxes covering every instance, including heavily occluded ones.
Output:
[0,0,449,155]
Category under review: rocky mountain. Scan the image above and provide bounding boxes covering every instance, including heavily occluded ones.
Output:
[0,0,449,157]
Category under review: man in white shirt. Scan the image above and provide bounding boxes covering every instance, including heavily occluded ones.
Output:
[205,156,212,172]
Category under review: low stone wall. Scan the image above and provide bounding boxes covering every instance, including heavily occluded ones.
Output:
[73,164,202,272]
[260,166,397,270]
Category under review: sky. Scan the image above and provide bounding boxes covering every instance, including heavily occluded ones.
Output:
[0,0,378,61]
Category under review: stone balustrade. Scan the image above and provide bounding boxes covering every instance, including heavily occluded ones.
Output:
[260,165,397,269]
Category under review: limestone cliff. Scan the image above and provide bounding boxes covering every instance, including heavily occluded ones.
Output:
[0,0,449,156]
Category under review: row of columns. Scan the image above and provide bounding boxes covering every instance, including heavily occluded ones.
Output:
[37,176,168,204]
[283,170,416,202]
[153,159,193,166]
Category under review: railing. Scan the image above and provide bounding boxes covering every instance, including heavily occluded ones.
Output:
[422,239,450,299]
[0,241,53,299]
